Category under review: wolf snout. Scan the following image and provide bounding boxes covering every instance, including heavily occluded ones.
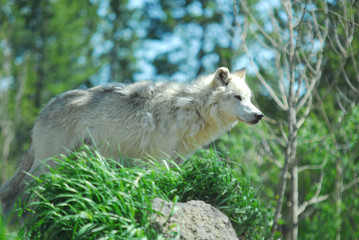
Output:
[250,113,264,124]
[255,113,264,121]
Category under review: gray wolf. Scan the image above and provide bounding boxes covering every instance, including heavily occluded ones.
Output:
[0,67,263,218]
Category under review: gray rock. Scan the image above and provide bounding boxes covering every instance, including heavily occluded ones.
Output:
[151,198,238,240]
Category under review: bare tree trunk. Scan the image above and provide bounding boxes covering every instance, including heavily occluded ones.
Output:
[291,163,299,240]
[271,144,290,237]
[335,156,342,240]
[287,2,298,237]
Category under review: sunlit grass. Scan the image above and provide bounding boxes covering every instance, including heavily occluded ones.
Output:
[11,146,270,239]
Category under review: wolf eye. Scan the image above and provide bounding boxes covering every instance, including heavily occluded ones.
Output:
[234,95,242,101]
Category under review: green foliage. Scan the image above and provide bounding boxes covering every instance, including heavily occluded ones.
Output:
[296,106,359,240]
[215,122,283,200]
[0,0,101,163]
[162,150,272,238]
[0,215,19,240]
[17,147,269,239]
[20,146,169,239]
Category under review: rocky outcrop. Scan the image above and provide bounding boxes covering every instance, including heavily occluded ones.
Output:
[151,198,238,240]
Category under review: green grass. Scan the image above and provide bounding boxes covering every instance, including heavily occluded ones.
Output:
[164,150,271,238]
[0,215,19,240]
[12,146,271,239]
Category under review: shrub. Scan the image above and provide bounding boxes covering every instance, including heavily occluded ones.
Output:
[20,146,170,239]
[157,150,272,238]
[18,147,270,239]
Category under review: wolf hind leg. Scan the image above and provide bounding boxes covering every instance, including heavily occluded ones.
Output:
[0,147,35,218]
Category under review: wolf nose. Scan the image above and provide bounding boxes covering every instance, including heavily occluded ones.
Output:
[255,113,264,121]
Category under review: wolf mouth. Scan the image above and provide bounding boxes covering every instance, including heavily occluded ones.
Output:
[250,119,261,124]
[236,117,261,125]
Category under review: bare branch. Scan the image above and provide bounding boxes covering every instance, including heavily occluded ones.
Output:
[279,120,288,143]
[296,2,329,112]
[271,0,297,237]
[342,178,359,192]
[323,9,359,28]
[333,22,348,58]
[269,8,282,46]
[298,166,328,215]
[298,164,323,173]
[233,0,288,110]
[296,53,323,112]
[294,56,306,103]
[298,194,329,215]
[276,52,289,109]
[342,65,359,94]
[296,93,312,129]
[297,50,316,75]
[239,0,287,54]
[270,6,289,109]
[298,157,327,173]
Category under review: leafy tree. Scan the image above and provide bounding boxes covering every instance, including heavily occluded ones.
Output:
[0,0,100,181]
[297,106,359,240]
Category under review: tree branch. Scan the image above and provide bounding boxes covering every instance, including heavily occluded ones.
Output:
[233,0,288,110]
[298,165,328,215]
[342,178,359,192]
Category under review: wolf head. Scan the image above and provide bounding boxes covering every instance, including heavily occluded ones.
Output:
[213,67,264,125]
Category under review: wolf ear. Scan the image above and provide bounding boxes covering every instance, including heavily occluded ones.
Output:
[232,68,246,78]
[214,67,231,87]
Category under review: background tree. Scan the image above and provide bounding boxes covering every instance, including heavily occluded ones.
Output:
[225,0,359,239]
[302,1,359,239]
[0,0,99,181]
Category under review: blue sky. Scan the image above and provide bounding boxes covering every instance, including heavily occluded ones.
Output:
[90,0,245,83]
[61,0,283,85]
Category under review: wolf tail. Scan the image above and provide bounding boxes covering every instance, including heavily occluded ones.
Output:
[0,146,35,216]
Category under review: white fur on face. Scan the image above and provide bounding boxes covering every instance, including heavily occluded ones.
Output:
[221,74,263,124]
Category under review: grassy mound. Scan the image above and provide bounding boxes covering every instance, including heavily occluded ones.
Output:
[18,146,270,239]
[163,150,270,237]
